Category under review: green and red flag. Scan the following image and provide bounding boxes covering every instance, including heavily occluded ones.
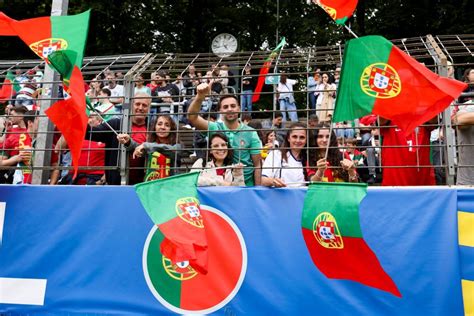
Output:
[135,173,208,275]
[302,182,401,297]
[45,50,88,178]
[334,35,467,134]
[0,10,90,67]
[311,0,358,25]
[0,72,20,102]
[252,37,286,103]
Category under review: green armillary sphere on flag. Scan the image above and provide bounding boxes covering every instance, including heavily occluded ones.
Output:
[334,35,467,134]
[301,182,401,297]
[0,10,90,67]
[311,0,358,25]
[135,173,209,275]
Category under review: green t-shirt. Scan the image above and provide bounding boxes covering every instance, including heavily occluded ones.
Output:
[208,121,262,186]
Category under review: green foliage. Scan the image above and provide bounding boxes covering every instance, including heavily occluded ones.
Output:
[0,0,473,59]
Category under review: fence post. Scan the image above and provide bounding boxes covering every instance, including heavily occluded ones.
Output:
[32,0,69,184]
[426,34,456,185]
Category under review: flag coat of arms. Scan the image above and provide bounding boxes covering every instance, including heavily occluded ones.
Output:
[301,182,401,297]
[333,35,467,134]
[312,0,358,25]
[0,10,90,67]
[135,173,208,275]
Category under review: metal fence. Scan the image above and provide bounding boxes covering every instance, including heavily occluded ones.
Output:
[0,34,473,185]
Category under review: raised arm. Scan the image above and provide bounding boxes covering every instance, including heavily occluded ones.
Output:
[187,83,211,131]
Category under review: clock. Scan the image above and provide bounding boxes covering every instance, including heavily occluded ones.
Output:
[211,33,238,57]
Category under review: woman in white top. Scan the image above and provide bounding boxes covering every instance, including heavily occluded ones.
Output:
[314,73,336,122]
[262,122,308,187]
[277,73,298,122]
[191,133,245,186]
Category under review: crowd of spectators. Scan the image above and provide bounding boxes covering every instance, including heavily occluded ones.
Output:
[0,63,473,187]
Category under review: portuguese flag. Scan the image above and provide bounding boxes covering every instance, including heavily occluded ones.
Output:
[45,50,88,178]
[135,173,208,275]
[0,10,90,67]
[302,182,401,297]
[252,37,286,103]
[0,72,20,102]
[312,0,358,25]
[334,35,467,134]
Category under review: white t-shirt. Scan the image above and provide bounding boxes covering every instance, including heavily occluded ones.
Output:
[106,84,124,98]
[262,150,305,187]
[277,79,297,100]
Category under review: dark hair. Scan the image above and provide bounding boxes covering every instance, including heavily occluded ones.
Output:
[281,122,308,163]
[23,110,39,126]
[100,88,111,97]
[218,95,240,110]
[463,68,473,83]
[247,120,264,142]
[241,113,252,122]
[309,123,349,182]
[11,105,28,115]
[156,70,167,78]
[209,133,234,166]
[263,129,277,144]
[148,114,177,144]
[274,111,283,119]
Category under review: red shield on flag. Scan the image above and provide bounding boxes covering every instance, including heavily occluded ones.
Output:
[29,38,68,60]
[368,67,396,94]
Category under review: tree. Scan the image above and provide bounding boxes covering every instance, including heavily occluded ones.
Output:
[0,0,473,60]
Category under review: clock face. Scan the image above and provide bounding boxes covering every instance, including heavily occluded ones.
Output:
[211,33,238,57]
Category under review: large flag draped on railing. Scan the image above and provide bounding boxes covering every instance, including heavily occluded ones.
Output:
[311,0,358,25]
[252,37,286,103]
[0,10,90,177]
[333,35,467,134]
[302,182,401,297]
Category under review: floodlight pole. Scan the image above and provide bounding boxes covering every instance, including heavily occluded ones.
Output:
[32,0,69,184]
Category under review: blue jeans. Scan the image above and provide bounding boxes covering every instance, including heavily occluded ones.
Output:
[241,90,253,113]
[308,92,316,113]
[335,128,355,138]
[279,98,298,122]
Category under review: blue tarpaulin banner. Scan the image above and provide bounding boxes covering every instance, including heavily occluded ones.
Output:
[0,186,469,315]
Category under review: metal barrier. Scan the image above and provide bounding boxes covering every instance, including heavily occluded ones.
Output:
[0,34,473,185]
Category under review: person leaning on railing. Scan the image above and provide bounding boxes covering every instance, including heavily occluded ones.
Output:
[261,122,309,188]
[452,99,474,185]
[190,133,244,186]
[187,82,262,186]
[118,114,182,183]
[307,123,358,183]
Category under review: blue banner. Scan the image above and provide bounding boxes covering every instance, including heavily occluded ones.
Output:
[0,186,467,315]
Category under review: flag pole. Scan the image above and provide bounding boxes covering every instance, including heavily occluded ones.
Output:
[344,24,359,38]
[324,123,334,161]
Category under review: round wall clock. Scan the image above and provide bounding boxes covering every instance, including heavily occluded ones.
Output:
[211,33,238,57]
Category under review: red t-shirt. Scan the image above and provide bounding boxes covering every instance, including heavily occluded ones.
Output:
[381,126,435,186]
[1,126,28,157]
[306,161,346,182]
[71,140,106,175]
[128,124,148,184]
